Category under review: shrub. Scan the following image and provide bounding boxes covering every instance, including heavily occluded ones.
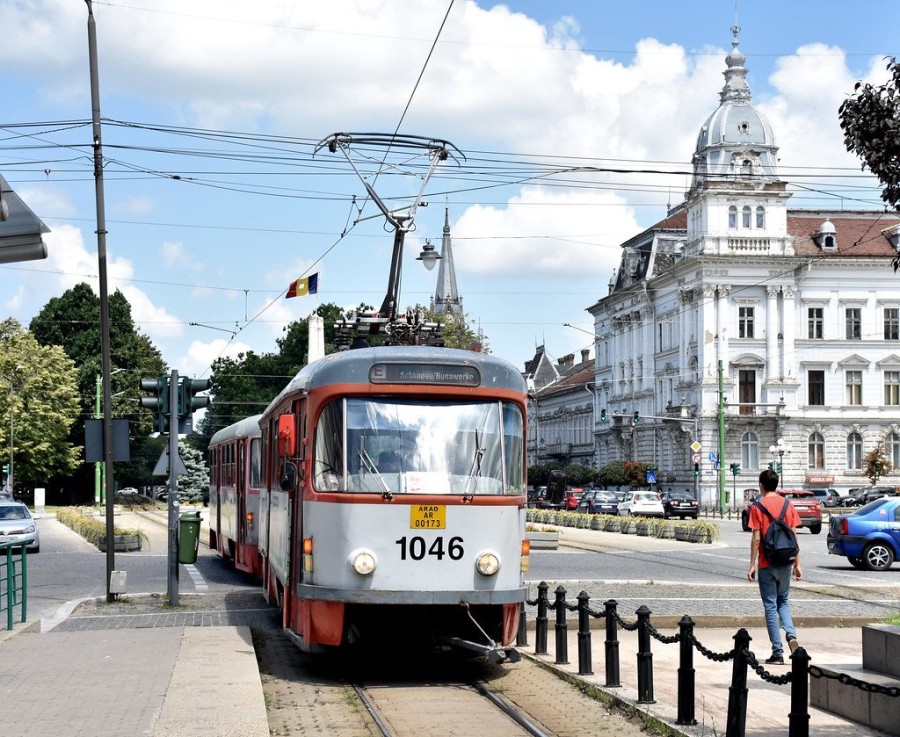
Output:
[56,507,148,548]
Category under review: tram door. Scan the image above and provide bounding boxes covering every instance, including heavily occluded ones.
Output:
[237,442,247,567]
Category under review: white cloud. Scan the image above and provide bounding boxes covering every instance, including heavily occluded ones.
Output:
[161,241,203,271]
[179,337,253,379]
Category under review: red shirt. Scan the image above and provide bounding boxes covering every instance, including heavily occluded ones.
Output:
[748,494,801,569]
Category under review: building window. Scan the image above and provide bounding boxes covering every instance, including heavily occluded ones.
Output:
[886,308,900,340]
[808,307,824,339]
[742,205,751,229]
[808,432,825,470]
[886,371,900,405]
[756,206,765,228]
[847,432,863,470]
[728,205,737,229]
[846,307,862,340]
[738,370,756,415]
[888,432,900,468]
[741,432,759,469]
[808,370,825,406]
[738,306,754,338]
[846,370,863,405]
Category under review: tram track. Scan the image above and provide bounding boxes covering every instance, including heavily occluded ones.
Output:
[351,679,550,737]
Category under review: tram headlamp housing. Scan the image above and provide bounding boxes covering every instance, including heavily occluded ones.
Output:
[475,552,500,577]
[350,549,377,576]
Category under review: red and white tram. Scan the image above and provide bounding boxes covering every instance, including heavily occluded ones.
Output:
[207,415,264,577]
[256,345,529,659]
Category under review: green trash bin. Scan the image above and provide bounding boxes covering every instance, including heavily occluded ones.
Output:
[178,510,202,564]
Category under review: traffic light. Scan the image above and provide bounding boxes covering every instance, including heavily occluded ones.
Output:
[140,376,169,433]
[632,411,640,425]
[730,462,741,476]
[693,462,700,477]
[178,377,211,421]
[600,408,607,423]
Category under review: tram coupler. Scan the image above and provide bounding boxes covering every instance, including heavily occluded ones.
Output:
[437,636,521,664]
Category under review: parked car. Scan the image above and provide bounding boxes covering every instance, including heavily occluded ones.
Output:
[860,485,899,505]
[564,489,585,510]
[827,497,900,571]
[660,490,699,519]
[119,486,139,495]
[0,500,40,553]
[741,489,822,534]
[618,491,665,518]
[576,490,620,515]
[810,488,842,508]
[838,487,868,507]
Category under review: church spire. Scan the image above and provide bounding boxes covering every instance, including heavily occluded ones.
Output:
[431,207,463,316]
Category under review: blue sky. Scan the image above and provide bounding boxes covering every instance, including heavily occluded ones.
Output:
[1,0,896,380]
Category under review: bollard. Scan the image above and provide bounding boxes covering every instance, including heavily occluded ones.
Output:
[516,601,528,647]
[604,599,621,687]
[554,585,569,664]
[676,615,697,725]
[725,628,751,737]
[535,581,548,655]
[576,590,593,675]
[635,605,655,703]
[788,646,811,737]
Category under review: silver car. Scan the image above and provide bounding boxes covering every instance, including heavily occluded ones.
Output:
[0,501,40,553]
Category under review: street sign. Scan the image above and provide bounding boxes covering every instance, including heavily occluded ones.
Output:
[646,471,657,484]
[714,461,720,470]
[152,446,188,477]
[691,452,702,463]
[690,441,702,453]
[708,452,718,462]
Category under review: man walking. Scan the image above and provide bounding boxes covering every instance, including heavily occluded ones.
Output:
[746,468,803,664]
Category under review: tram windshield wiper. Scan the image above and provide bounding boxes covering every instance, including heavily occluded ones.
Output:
[358,447,392,499]
[463,430,484,500]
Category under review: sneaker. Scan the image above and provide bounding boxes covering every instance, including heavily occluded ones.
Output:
[764,654,784,665]
[787,636,800,654]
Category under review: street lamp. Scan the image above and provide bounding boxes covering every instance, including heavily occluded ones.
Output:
[768,438,792,490]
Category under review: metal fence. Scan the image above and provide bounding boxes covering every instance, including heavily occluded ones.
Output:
[0,542,28,630]
[517,582,899,737]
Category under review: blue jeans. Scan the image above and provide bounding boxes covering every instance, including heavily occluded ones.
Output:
[757,565,796,656]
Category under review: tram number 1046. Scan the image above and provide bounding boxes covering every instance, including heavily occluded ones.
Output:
[395,536,464,561]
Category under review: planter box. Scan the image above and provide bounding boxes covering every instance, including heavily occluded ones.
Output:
[98,534,143,552]
[526,531,560,550]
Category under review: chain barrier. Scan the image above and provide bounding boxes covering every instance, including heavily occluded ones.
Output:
[611,609,640,631]
[745,648,793,685]
[687,631,735,662]
[647,621,680,645]
[809,665,900,697]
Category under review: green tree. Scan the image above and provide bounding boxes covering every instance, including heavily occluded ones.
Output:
[29,283,166,500]
[624,460,650,489]
[598,460,627,489]
[839,57,900,213]
[864,441,893,486]
[176,442,209,504]
[0,319,81,488]
[417,306,489,352]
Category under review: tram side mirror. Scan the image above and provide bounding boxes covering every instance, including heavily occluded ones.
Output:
[548,470,567,506]
[279,462,297,491]
[277,413,296,457]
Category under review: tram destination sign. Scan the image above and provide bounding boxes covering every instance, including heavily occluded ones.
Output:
[369,363,480,386]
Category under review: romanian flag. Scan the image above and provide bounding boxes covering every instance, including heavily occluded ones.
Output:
[286,273,318,299]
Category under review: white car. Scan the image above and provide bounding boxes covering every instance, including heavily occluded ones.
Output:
[618,491,665,518]
[0,500,40,552]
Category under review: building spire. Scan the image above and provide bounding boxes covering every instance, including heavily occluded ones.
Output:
[720,23,750,103]
[431,207,463,316]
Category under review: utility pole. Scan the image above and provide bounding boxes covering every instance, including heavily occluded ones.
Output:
[718,361,726,514]
[167,370,179,606]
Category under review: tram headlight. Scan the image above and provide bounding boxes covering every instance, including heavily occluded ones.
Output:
[350,549,377,576]
[475,552,500,577]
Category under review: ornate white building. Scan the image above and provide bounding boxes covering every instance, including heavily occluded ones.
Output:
[588,29,900,505]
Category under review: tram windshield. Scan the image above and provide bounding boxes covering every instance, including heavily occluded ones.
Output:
[313,397,525,495]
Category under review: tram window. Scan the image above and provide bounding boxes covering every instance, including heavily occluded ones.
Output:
[249,438,261,488]
[314,397,526,495]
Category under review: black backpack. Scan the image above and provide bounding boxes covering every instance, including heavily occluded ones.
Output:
[754,498,799,566]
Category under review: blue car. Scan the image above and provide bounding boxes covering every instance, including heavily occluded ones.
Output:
[827,497,900,571]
